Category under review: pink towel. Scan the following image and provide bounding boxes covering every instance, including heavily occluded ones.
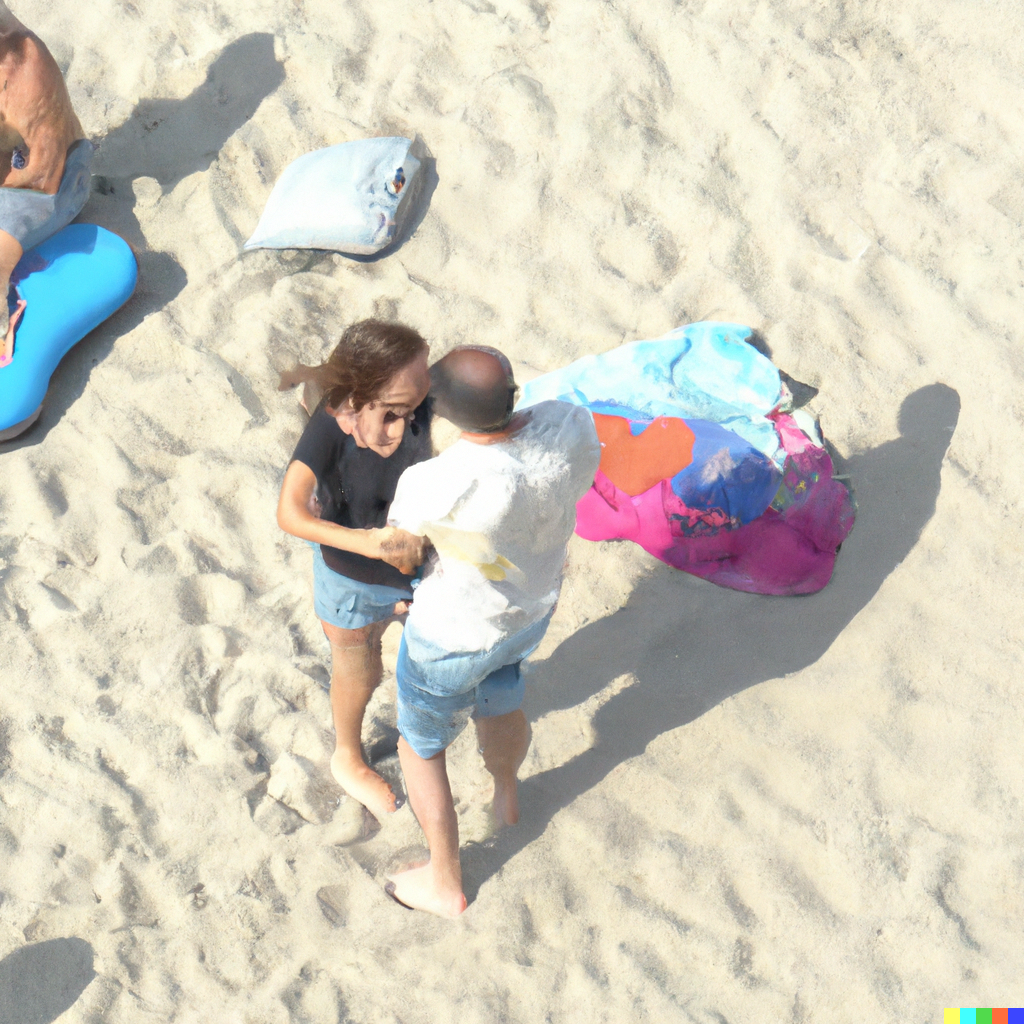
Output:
[575,412,855,595]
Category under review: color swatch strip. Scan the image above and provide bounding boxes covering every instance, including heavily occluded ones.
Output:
[944,1011,1024,1023]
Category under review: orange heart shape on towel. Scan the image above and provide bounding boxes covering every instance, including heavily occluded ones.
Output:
[592,413,695,496]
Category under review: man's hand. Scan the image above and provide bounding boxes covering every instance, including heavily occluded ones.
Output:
[374,527,429,575]
[0,26,84,195]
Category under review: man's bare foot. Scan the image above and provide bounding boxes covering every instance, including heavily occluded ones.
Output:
[385,862,467,918]
[491,775,520,827]
[330,748,397,822]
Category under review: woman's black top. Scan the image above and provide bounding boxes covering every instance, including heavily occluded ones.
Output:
[290,400,431,588]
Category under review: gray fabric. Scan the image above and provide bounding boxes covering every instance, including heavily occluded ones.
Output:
[0,139,94,250]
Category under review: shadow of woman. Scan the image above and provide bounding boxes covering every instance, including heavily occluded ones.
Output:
[461,383,960,898]
[9,33,285,448]
[0,937,95,1024]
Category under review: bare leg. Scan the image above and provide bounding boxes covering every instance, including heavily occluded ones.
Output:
[323,619,396,822]
[387,737,467,918]
[0,230,23,368]
[475,710,530,827]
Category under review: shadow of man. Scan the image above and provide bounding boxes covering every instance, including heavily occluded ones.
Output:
[84,31,285,314]
[0,937,95,1024]
[462,383,960,896]
[11,33,286,447]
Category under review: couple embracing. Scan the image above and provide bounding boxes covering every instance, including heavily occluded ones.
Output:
[277,319,599,918]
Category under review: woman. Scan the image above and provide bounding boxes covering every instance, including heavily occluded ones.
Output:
[277,319,431,821]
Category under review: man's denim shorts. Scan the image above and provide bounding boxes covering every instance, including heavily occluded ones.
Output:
[310,542,413,630]
[396,610,553,759]
[0,140,95,252]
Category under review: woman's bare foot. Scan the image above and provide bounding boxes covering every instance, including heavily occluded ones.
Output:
[491,775,520,827]
[385,862,467,918]
[330,748,397,822]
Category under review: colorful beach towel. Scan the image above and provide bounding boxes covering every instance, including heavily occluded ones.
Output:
[518,323,855,595]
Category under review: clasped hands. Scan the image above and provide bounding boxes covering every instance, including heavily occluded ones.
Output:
[374,526,430,577]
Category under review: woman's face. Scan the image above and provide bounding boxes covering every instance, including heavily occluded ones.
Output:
[328,351,430,457]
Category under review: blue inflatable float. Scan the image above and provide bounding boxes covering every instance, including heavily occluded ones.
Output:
[0,223,137,441]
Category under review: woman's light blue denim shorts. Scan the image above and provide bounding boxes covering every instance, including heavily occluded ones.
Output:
[395,610,554,759]
[310,542,413,630]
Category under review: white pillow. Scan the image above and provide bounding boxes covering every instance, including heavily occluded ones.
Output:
[244,137,421,255]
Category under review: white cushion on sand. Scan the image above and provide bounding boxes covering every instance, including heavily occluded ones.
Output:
[244,137,421,255]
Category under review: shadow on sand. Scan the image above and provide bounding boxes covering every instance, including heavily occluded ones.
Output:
[461,383,960,899]
[0,938,95,1024]
[7,32,284,449]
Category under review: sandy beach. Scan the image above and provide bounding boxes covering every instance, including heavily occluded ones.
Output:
[2,0,1023,1019]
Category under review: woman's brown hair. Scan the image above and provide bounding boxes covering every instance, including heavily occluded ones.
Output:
[278,319,428,412]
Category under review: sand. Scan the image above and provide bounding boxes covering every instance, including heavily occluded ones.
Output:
[1,0,1022,1019]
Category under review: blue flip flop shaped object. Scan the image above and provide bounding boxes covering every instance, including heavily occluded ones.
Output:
[0,223,137,439]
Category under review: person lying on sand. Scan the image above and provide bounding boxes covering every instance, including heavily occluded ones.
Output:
[276,319,431,821]
[0,1,93,367]
[383,346,600,916]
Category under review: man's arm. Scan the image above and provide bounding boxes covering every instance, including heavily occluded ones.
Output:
[0,32,83,194]
[562,403,602,497]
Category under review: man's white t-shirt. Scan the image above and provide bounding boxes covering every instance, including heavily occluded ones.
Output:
[388,400,601,655]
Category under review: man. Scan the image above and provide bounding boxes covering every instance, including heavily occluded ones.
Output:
[0,2,92,366]
[385,346,601,917]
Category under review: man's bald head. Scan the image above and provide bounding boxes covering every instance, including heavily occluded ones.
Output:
[429,346,517,433]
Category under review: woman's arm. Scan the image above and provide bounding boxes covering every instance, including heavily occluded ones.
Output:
[276,460,427,575]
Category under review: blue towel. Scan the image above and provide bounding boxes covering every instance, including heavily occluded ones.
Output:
[518,321,784,466]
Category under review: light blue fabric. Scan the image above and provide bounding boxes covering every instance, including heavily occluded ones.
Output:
[518,322,785,466]
[401,609,553,699]
[396,611,553,758]
[397,648,526,760]
[310,542,412,629]
[0,140,95,251]
[244,137,421,255]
